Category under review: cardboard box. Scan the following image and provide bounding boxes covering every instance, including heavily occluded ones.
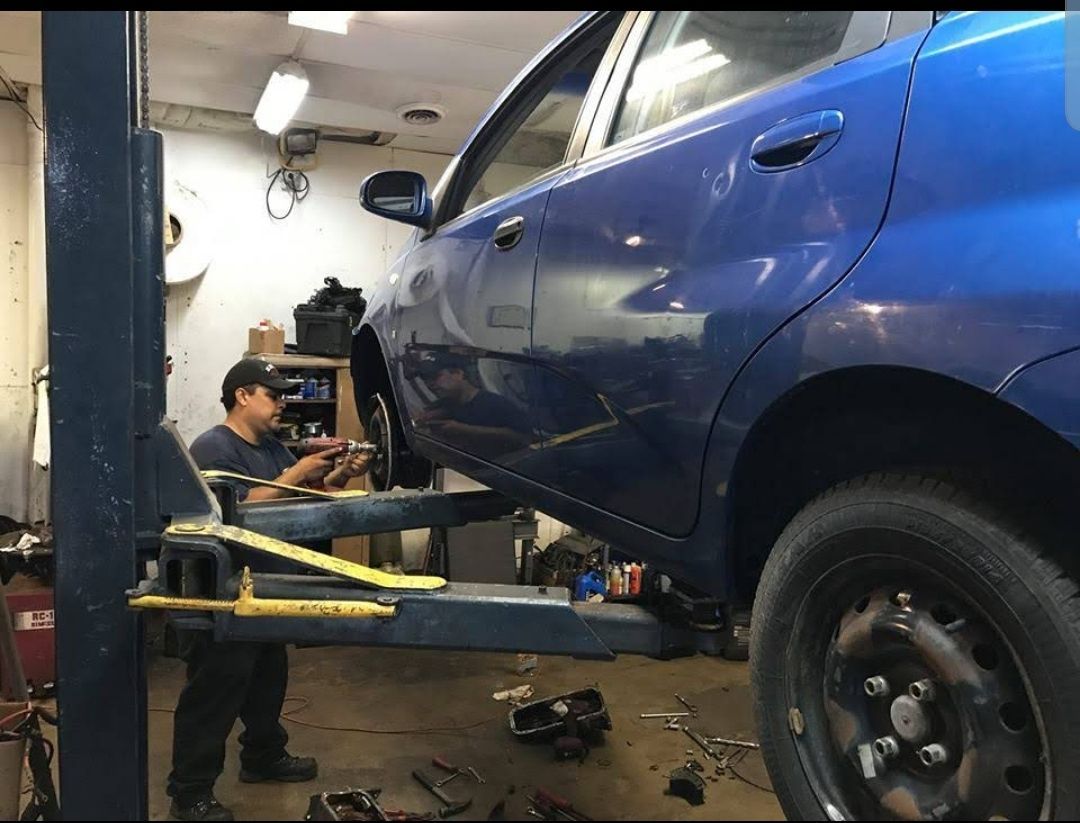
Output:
[248,322,285,355]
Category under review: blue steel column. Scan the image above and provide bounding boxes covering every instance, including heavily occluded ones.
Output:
[42,11,147,819]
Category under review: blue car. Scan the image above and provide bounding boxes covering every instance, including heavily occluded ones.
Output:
[354,11,1080,819]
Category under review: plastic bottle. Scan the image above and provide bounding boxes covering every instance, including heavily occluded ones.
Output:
[316,377,332,399]
[609,564,622,596]
[622,563,631,595]
[629,563,642,595]
[303,375,317,399]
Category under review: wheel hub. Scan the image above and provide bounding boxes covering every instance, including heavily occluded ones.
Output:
[889,695,930,744]
[811,584,1046,820]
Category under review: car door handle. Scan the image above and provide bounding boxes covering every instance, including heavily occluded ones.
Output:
[493,216,525,250]
[750,110,844,173]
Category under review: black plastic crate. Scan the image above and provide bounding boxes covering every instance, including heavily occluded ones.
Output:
[294,304,353,357]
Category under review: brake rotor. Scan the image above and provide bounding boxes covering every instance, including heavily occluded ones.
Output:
[367,393,394,490]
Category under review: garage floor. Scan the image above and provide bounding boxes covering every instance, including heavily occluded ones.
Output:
[146,645,781,821]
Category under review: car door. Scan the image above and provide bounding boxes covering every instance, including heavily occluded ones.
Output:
[529,11,928,535]
[390,13,625,474]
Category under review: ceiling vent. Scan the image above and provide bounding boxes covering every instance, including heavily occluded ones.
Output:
[396,103,445,127]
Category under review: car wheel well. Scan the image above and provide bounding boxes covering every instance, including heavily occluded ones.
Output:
[727,366,1080,600]
[351,325,392,427]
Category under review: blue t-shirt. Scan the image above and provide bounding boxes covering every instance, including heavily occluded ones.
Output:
[189,424,296,501]
[189,424,301,573]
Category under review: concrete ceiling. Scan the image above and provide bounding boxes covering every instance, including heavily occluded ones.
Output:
[0,11,583,155]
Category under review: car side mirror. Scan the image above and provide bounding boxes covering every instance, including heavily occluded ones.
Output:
[359,170,432,229]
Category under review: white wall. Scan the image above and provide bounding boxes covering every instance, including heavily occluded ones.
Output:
[161,127,450,442]
[0,103,31,522]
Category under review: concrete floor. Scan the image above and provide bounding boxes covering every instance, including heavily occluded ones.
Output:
[147,645,781,821]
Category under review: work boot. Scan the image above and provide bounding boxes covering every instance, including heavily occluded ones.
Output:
[169,793,234,822]
[239,753,318,783]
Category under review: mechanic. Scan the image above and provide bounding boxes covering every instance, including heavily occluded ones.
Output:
[166,358,370,822]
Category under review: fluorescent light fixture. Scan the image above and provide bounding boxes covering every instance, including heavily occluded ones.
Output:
[289,11,354,34]
[254,60,309,135]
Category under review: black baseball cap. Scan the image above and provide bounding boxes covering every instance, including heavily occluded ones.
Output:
[221,358,297,401]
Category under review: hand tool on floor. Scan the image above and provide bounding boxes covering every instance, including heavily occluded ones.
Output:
[432,755,470,787]
[466,766,486,784]
[704,735,760,750]
[683,727,718,760]
[526,797,573,822]
[639,712,690,719]
[674,693,698,715]
[298,436,381,456]
[532,788,592,821]
[412,769,471,819]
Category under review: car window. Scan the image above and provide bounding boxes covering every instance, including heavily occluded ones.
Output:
[610,11,855,145]
[455,17,620,217]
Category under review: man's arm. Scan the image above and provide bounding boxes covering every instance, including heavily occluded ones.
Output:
[241,448,344,501]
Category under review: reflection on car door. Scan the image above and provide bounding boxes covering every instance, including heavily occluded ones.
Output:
[530,11,924,535]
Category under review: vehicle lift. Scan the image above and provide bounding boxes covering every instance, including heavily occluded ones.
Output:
[41,12,739,820]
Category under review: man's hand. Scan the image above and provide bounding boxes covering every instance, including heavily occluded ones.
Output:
[285,447,342,486]
[326,452,372,488]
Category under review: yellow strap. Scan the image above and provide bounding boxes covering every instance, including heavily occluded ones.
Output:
[201,469,369,500]
[167,522,447,591]
[128,568,397,619]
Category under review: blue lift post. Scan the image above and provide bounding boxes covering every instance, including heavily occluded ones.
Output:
[43,11,158,820]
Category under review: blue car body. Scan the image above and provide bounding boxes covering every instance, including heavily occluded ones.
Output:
[355,11,1080,598]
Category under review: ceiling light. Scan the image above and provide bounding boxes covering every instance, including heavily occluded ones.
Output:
[288,11,354,35]
[254,60,309,135]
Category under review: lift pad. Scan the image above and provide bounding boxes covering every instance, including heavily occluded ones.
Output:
[164,522,447,590]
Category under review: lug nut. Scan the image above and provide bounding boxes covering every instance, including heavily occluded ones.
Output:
[864,676,890,698]
[919,743,948,766]
[909,679,937,702]
[895,591,912,607]
[872,736,900,759]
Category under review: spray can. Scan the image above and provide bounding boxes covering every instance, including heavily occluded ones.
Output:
[629,563,642,595]
[622,563,631,595]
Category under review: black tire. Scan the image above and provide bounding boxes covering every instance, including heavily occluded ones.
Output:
[751,473,1080,820]
[363,392,433,490]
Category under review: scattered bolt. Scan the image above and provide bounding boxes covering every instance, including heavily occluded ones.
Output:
[919,743,948,766]
[864,676,891,698]
[873,736,900,759]
[909,679,937,702]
